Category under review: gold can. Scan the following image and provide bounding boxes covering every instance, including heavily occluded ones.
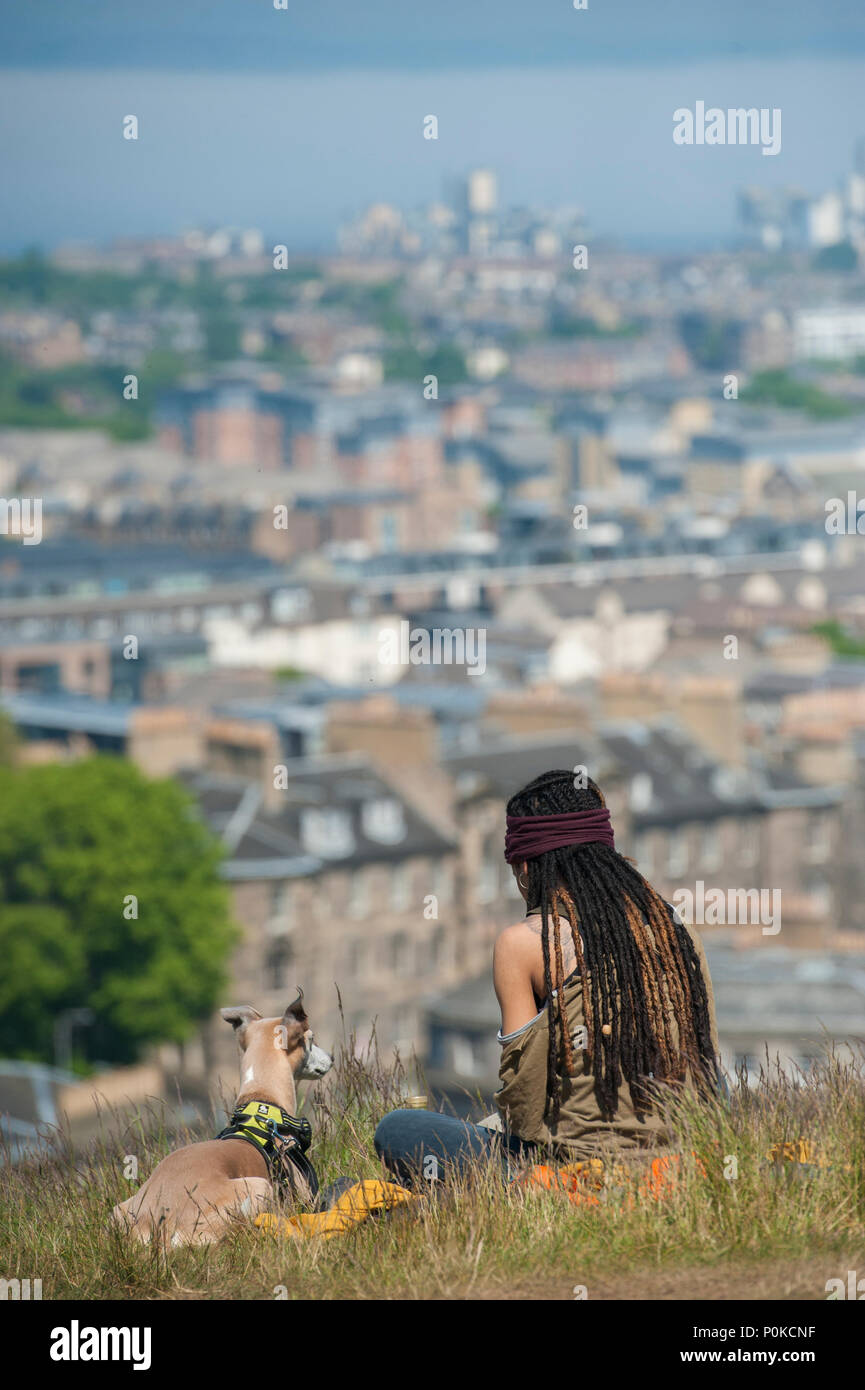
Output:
[403,1094,429,1109]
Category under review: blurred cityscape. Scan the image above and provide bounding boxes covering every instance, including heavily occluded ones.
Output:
[3,154,865,1148]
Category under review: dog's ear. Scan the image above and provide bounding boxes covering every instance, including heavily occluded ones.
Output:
[282,989,308,1029]
[220,1005,262,1032]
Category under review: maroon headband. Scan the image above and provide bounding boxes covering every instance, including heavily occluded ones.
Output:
[504,808,615,863]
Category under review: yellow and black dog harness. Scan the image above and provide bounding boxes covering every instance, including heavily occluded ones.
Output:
[216,1101,319,1201]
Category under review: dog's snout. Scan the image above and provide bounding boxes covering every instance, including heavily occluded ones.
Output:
[301,1043,333,1079]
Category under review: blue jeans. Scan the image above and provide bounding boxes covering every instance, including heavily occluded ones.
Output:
[374,1109,537,1187]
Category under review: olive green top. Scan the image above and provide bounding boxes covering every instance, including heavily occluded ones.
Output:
[495,918,719,1160]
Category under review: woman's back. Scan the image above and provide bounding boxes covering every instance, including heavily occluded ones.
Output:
[494,905,720,1158]
[375,768,721,1189]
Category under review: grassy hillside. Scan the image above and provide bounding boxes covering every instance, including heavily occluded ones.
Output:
[1,1038,863,1301]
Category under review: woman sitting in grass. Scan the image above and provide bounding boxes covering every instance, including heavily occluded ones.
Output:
[374,769,721,1185]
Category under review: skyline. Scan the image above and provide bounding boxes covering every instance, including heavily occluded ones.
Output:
[2,56,863,255]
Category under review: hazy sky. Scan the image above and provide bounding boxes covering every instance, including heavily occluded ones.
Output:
[4,1,865,71]
[1,2,863,253]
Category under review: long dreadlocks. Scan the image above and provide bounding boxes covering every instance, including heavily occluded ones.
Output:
[506,769,717,1125]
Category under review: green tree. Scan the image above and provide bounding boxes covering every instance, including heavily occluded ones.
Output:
[428,343,469,385]
[383,342,468,384]
[741,369,853,421]
[0,758,238,1064]
[0,906,86,1061]
[812,619,865,661]
[102,409,151,442]
[550,314,641,341]
[0,711,18,767]
[203,312,240,362]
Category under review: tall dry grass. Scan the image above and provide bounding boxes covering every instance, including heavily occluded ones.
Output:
[1,1030,863,1300]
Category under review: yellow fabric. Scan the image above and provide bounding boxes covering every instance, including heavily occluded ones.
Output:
[765,1138,851,1171]
[255,1178,417,1241]
[560,1158,611,1187]
[766,1138,816,1164]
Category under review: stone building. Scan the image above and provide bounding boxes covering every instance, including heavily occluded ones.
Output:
[182,755,462,1093]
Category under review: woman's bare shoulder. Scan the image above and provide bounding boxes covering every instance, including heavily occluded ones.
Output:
[493,920,538,953]
[493,921,544,1033]
[493,921,540,981]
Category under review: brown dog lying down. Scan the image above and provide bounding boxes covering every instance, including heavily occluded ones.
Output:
[112,994,332,1247]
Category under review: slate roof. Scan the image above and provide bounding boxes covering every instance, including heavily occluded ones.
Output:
[0,691,132,737]
[444,712,843,827]
[507,554,865,623]
[444,729,610,803]
[184,753,456,881]
[744,664,865,702]
[599,720,764,826]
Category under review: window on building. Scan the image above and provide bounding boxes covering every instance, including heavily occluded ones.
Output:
[361,797,407,845]
[428,1024,446,1068]
[391,862,412,914]
[390,932,411,976]
[806,812,831,864]
[391,1007,414,1050]
[700,823,721,873]
[268,882,293,935]
[437,859,455,905]
[428,926,453,973]
[348,868,369,919]
[380,513,398,552]
[630,774,653,813]
[300,807,355,859]
[428,928,443,970]
[804,873,831,914]
[633,833,653,875]
[478,852,498,905]
[452,1033,483,1078]
[264,939,294,992]
[739,819,760,867]
[345,937,366,979]
[666,830,688,878]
